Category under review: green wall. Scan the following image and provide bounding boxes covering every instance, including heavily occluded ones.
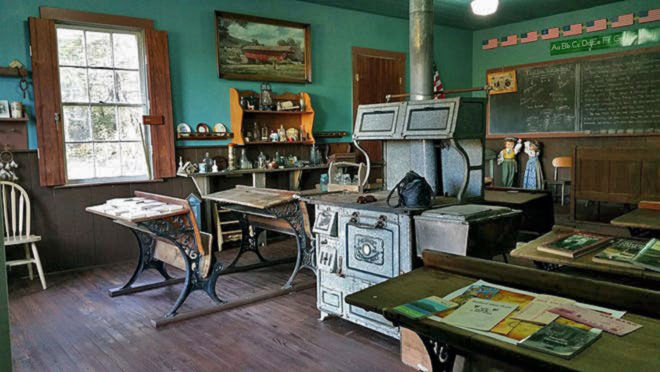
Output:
[472,0,660,94]
[0,0,473,149]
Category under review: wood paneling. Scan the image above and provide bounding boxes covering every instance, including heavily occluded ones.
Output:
[28,17,65,186]
[145,29,176,179]
[5,146,326,275]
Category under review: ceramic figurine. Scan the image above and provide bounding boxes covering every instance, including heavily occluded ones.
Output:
[522,140,544,189]
[270,130,279,142]
[211,160,219,173]
[497,137,522,187]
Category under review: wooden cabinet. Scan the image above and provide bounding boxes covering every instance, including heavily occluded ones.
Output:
[229,88,315,145]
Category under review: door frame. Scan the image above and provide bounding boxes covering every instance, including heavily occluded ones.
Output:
[351,46,406,122]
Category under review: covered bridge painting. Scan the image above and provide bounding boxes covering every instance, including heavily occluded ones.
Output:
[215,11,311,83]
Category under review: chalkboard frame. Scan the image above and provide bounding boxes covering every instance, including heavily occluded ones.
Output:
[486,46,660,139]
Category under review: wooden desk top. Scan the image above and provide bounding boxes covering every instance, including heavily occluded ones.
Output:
[510,226,660,285]
[484,189,548,204]
[611,208,660,230]
[203,185,297,209]
[345,267,660,372]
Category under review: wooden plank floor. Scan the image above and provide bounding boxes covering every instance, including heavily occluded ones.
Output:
[8,239,411,372]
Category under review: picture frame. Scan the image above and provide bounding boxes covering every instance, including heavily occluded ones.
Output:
[215,11,311,83]
[0,100,9,118]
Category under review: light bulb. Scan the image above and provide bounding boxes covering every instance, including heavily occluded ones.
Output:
[471,0,499,16]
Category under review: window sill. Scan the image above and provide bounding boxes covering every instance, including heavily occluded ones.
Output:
[55,178,164,189]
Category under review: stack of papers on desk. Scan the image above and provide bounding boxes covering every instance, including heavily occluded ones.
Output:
[89,198,185,220]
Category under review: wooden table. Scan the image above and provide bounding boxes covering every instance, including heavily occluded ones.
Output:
[204,186,317,289]
[484,187,554,237]
[510,226,660,288]
[345,251,660,372]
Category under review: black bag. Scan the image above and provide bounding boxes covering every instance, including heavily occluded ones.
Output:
[386,171,433,208]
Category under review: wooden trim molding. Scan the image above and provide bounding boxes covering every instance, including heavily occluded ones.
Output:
[40,7,154,29]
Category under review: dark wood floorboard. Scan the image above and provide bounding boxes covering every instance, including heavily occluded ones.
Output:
[8,239,411,372]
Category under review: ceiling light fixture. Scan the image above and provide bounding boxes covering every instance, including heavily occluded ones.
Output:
[471,0,499,16]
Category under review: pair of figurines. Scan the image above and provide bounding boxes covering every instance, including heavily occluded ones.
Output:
[497,137,543,189]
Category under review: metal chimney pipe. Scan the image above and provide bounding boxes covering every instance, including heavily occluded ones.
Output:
[409,0,434,100]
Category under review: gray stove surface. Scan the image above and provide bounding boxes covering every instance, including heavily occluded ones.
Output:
[302,190,457,214]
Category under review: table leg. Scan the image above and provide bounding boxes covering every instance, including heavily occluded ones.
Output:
[140,214,225,318]
[420,336,456,372]
[268,201,317,289]
[109,229,182,297]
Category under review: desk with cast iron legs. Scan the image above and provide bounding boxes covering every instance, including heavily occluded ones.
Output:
[86,192,223,321]
[203,186,317,289]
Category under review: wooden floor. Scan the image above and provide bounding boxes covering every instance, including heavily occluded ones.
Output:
[8,239,411,372]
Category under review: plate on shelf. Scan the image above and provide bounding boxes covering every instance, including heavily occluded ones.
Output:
[212,123,227,133]
[177,123,192,136]
[196,122,211,134]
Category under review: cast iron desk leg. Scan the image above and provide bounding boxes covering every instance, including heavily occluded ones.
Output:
[268,202,317,289]
[140,215,225,318]
[109,229,181,297]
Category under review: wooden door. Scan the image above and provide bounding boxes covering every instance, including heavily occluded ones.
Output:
[352,47,405,163]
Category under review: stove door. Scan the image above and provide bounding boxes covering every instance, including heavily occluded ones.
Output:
[343,214,399,280]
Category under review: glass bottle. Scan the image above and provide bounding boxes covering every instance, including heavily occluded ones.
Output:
[257,152,267,169]
[240,148,251,169]
[204,152,213,170]
[320,174,329,192]
[228,144,236,170]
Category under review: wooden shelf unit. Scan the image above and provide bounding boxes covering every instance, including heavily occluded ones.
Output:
[0,66,29,77]
[230,88,315,145]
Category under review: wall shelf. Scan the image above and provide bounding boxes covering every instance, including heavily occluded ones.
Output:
[230,88,315,146]
[0,117,29,123]
[0,67,29,77]
[244,140,314,146]
[177,133,233,141]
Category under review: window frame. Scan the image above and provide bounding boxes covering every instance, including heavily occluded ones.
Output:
[54,22,154,185]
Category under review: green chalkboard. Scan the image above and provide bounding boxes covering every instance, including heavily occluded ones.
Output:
[488,47,660,137]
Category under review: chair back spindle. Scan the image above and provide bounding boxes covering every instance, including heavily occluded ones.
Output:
[1,181,31,240]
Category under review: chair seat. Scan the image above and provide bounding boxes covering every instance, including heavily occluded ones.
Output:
[4,235,42,246]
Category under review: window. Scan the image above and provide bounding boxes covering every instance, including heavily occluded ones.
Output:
[56,25,152,183]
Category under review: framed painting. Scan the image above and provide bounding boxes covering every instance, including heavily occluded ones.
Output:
[215,11,311,83]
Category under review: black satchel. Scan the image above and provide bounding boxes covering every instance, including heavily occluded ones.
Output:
[386,171,433,208]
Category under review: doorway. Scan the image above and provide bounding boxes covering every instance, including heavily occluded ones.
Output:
[352,47,406,163]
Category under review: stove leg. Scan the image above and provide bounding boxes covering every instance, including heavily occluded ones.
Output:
[420,336,456,372]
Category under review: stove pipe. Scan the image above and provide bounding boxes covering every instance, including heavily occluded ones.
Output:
[409,0,434,100]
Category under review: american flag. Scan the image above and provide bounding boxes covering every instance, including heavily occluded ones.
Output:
[433,64,445,99]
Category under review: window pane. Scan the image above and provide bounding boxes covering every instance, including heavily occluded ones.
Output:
[121,142,148,176]
[95,143,121,178]
[57,29,85,66]
[118,107,144,140]
[113,33,139,69]
[115,71,142,103]
[85,31,112,67]
[63,105,91,142]
[91,106,117,141]
[88,69,115,103]
[66,143,94,180]
[60,67,89,103]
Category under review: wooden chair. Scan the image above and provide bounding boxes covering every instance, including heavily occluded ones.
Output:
[1,181,46,289]
[544,156,571,206]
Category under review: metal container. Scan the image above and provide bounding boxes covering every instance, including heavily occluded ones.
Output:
[414,204,522,260]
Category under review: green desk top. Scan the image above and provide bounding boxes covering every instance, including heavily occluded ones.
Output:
[345,268,660,372]
[611,209,660,230]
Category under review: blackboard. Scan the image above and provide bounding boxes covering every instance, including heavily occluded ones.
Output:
[488,47,660,137]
